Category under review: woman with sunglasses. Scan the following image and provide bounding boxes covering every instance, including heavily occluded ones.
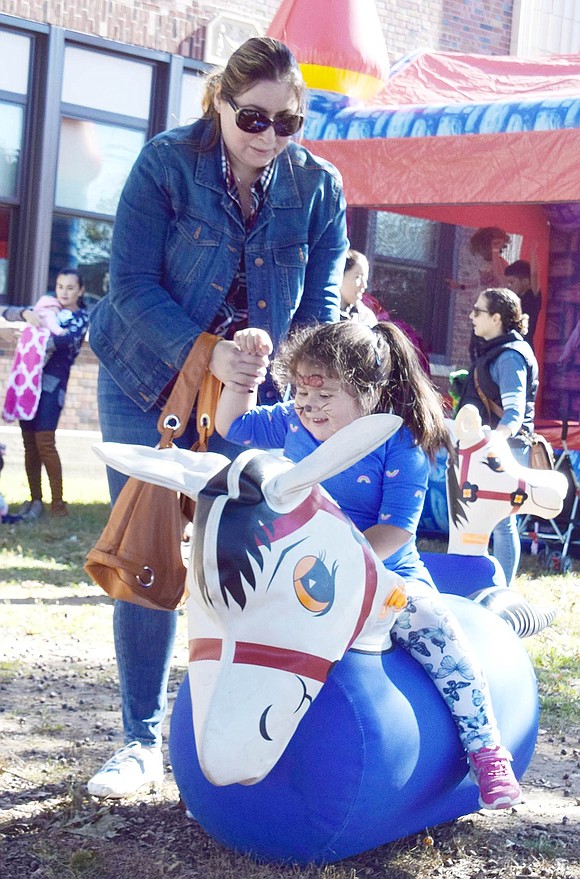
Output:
[87,36,348,799]
[457,287,538,586]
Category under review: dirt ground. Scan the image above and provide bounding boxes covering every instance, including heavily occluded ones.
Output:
[1,577,579,879]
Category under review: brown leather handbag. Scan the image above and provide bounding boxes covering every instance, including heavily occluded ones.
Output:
[84,332,222,610]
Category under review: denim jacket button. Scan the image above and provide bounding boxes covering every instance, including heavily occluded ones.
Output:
[254,257,264,267]
[257,299,267,309]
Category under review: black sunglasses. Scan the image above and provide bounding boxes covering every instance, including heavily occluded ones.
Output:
[226,96,304,137]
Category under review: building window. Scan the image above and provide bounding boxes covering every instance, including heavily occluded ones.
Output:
[0,207,10,297]
[55,118,145,215]
[179,71,206,126]
[0,102,23,200]
[0,28,31,300]
[369,211,455,358]
[50,216,113,308]
[0,29,30,94]
[62,46,153,118]
[49,45,155,301]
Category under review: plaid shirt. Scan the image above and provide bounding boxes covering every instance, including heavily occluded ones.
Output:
[208,144,274,339]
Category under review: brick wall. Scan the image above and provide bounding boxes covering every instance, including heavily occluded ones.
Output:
[0,328,101,432]
[1,0,282,56]
[4,0,514,60]
[377,0,514,57]
[438,0,514,54]
[540,228,580,423]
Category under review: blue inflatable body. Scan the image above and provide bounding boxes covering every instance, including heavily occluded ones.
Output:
[169,596,538,865]
[96,407,563,866]
[421,552,507,594]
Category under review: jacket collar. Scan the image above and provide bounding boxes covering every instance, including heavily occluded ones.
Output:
[479,329,522,355]
[194,121,302,209]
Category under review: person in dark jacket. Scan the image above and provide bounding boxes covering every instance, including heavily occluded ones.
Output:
[504,256,542,351]
[458,287,538,585]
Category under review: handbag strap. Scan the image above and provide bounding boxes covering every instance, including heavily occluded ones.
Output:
[474,367,504,420]
[157,332,222,449]
[195,368,223,452]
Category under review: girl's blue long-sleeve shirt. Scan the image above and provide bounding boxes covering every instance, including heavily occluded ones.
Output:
[227,401,435,585]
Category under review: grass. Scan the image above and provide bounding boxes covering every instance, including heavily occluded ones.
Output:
[1,457,579,879]
[1,465,578,727]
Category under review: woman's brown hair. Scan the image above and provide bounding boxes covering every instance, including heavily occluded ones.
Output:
[201,37,307,148]
[481,287,528,336]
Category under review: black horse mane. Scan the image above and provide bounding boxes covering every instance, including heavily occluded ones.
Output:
[447,443,469,527]
[195,453,288,611]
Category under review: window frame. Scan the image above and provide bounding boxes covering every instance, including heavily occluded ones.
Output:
[349,207,457,363]
[0,14,209,306]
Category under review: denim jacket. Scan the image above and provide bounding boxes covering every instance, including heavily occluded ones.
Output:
[90,119,348,410]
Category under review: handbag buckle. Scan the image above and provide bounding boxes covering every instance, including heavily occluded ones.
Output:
[137,566,155,588]
[163,414,181,432]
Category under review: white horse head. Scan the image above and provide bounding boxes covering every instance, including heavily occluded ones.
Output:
[448,405,567,555]
[95,414,406,786]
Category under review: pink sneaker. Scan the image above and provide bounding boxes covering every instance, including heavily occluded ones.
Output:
[468,746,522,810]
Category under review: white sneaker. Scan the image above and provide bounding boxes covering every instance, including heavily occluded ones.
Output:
[87,742,164,798]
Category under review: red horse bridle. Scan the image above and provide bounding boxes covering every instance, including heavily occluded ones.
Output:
[457,437,528,514]
[189,490,379,683]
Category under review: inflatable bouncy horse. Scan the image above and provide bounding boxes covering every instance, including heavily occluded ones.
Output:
[95,405,567,865]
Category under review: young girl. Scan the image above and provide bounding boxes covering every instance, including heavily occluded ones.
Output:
[215,320,522,811]
[1,268,89,519]
[340,249,376,326]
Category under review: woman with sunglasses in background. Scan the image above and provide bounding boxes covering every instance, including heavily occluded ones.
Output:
[457,288,538,587]
[87,36,348,799]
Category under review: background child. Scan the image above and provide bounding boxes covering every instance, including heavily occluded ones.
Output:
[1,268,89,519]
[216,320,522,811]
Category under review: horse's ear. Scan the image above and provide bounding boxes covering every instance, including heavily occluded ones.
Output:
[93,443,229,500]
[264,414,402,508]
[454,405,484,445]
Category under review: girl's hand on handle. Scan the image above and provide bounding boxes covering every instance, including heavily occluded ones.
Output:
[234,327,273,357]
[209,337,270,394]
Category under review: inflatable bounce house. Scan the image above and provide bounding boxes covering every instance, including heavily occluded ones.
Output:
[96,406,567,865]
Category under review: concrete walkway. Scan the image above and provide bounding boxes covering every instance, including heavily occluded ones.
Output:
[0,425,107,484]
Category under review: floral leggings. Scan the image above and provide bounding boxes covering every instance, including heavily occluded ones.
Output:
[392,580,500,753]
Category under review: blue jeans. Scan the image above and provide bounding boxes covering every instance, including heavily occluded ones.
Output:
[20,383,65,432]
[98,365,239,746]
[491,441,529,587]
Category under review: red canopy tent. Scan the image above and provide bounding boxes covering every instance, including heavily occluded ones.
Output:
[269,2,580,427]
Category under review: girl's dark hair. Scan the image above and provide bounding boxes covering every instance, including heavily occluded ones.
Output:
[481,287,528,335]
[201,37,307,147]
[344,249,368,273]
[272,321,451,459]
[57,267,84,288]
[469,226,509,261]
